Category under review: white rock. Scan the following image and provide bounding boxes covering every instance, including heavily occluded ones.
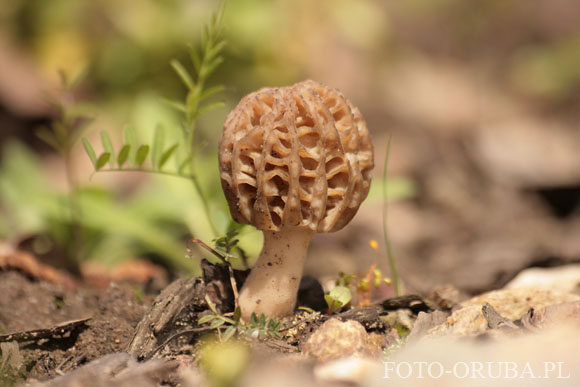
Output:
[505,265,580,295]
[314,356,383,386]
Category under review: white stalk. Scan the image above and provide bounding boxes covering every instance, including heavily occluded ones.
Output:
[238,226,314,320]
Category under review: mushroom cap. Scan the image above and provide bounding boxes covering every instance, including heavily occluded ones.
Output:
[218,80,374,233]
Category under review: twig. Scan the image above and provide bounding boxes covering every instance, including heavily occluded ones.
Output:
[279,312,321,332]
[264,339,298,353]
[192,238,240,308]
[227,264,240,309]
[0,318,91,343]
[191,238,227,264]
[147,327,213,359]
[55,354,74,375]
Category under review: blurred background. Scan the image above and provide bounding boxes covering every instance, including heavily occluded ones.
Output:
[1,0,580,295]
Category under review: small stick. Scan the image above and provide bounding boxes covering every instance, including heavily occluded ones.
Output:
[0,318,91,343]
[191,238,240,309]
[147,327,213,359]
[227,264,240,309]
[191,238,227,264]
[279,312,320,332]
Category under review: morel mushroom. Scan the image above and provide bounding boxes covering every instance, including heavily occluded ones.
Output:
[219,80,374,319]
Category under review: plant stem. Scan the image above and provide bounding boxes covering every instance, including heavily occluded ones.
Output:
[64,149,82,270]
[185,65,219,238]
[95,168,195,180]
[383,136,401,296]
[189,172,218,237]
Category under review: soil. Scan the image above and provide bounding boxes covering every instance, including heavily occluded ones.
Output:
[0,270,152,382]
[0,262,408,385]
[1,258,579,386]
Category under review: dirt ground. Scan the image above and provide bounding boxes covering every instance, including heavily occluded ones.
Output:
[0,270,152,383]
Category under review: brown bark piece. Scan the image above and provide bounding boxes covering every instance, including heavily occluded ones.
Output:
[0,249,77,290]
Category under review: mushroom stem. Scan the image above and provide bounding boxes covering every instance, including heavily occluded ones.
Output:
[238,226,314,320]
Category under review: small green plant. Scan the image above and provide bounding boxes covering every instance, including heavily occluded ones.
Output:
[0,139,197,272]
[212,228,249,269]
[334,259,392,308]
[1,1,258,275]
[246,311,283,340]
[336,266,392,292]
[36,72,93,159]
[82,2,227,238]
[198,295,283,342]
[324,285,352,314]
[35,74,94,264]
[82,125,192,178]
[189,228,249,299]
[392,322,410,338]
[197,299,238,342]
[326,264,403,321]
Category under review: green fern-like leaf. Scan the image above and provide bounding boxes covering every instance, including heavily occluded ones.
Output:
[250,312,258,326]
[198,314,217,325]
[223,325,236,341]
[122,125,137,165]
[96,153,111,170]
[100,132,115,167]
[199,85,224,102]
[189,45,202,73]
[159,144,179,169]
[135,145,149,167]
[117,144,130,167]
[192,101,225,120]
[176,2,226,130]
[82,138,98,167]
[161,98,187,113]
[210,319,225,329]
[170,60,195,91]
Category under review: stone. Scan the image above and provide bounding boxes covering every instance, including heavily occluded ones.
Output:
[528,301,580,329]
[427,288,580,337]
[302,318,381,362]
[505,264,580,295]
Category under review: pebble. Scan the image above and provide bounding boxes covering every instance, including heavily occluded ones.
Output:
[302,318,381,362]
